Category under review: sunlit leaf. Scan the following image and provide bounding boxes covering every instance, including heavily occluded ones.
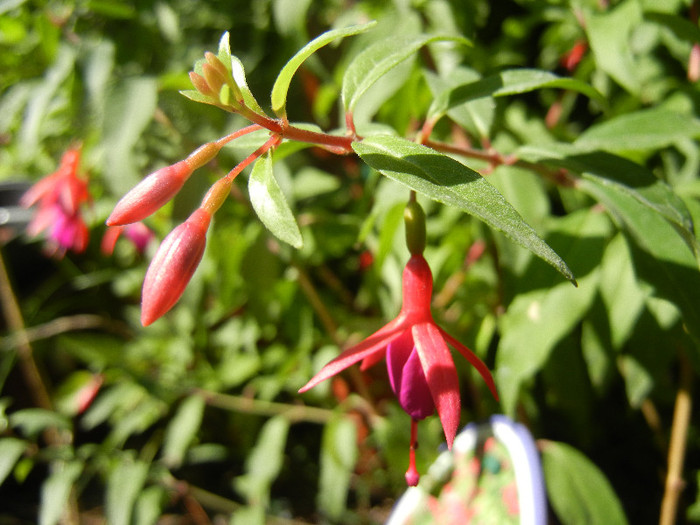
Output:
[584,0,642,94]
[318,415,357,521]
[249,152,303,248]
[574,108,700,153]
[39,461,83,525]
[271,21,376,118]
[427,68,605,122]
[342,33,468,114]
[234,416,289,506]
[106,457,149,525]
[161,394,205,468]
[353,135,576,283]
[0,438,26,487]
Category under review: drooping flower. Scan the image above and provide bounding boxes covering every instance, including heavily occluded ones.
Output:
[299,252,498,485]
[21,147,91,257]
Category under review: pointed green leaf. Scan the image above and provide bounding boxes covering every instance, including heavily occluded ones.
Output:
[231,55,266,115]
[0,438,26,486]
[646,11,700,44]
[579,176,700,340]
[428,68,606,122]
[318,415,357,521]
[271,21,376,118]
[496,210,608,415]
[161,394,205,468]
[352,135,575,283]
[235,416,289,506]
[541,440,629,525]
[106,457,149,525]
[518,145,698,259]
[10,408,72,439]
[584,0,642,94]
[342,33,468,114]
[216,31,233,72]
[248,153,303,248]
[575,108,700,153]
[424,67,495,139]
[39,461,83,525]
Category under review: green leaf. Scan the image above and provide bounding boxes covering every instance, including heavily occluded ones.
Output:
[106,457,149,525]
[518,146,698,258]
[428,68,605,122]
[0,438,26,487]
[578,177,700,339]
[134,485,165,525]
[10,408,72,439]
[39,461,83,525]
[584,0,643,94]
[234,416,289,507]
[352,135,576,283]
[231,55,266,115]
[541,440,629,525]
[600,234,646,349]
[645,11,700,44]
[575,108,700,153]
[424,67,494,138]
[496,210,608,415]
[161,394,205,468]
[248,152,303,248]
[103,77,158,195]
[342,33,468,114]
[271,21,376,118]
[317,415,357,521]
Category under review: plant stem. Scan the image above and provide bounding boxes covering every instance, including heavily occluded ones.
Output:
[659,350,693,525]
[0,249,80,525]
[194,388,336,424]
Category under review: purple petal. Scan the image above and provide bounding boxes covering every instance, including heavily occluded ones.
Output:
[397,347,435,420]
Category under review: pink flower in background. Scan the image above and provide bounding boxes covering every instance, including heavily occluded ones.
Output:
[101,222,155,256]
[299,253,498,485]
[21,147,91,257]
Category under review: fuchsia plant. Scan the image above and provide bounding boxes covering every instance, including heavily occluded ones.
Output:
[107,26,583,486]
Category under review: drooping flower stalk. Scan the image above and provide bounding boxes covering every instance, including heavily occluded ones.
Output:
[299,198,498,485]
[138,133,282,326]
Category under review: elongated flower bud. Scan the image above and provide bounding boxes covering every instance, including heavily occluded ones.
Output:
[106,160,192,226]
[141,208,211,326]
[404,199,426,256]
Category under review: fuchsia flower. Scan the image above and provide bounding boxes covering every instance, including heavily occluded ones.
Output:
[299,253,498,485]
[21,147,90,257]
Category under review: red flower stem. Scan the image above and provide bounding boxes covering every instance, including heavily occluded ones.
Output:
[223,134,281,183]
[234,104,355,154]
[215,124,264,147]
[405,418,420,486]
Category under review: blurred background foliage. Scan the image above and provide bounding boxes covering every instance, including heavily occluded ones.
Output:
[1,0,700,523]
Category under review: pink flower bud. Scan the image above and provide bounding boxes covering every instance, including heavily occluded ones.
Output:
[141,208,211,326]
[106,160,192,226]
